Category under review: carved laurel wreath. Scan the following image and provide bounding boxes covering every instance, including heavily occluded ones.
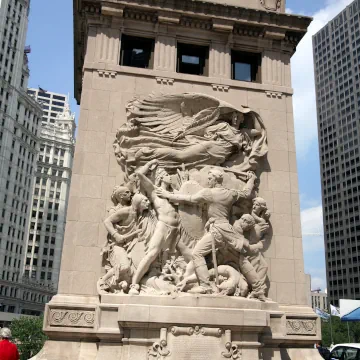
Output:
[260,0,281,11]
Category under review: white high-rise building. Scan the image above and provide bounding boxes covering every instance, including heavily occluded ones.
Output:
[27,88,68,125]
[0,0,56,325]
[23,95,75,290]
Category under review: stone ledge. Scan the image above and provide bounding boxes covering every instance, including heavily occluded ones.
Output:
[83,62,295,95]
[101,293,280,311]
[118,304,269,328]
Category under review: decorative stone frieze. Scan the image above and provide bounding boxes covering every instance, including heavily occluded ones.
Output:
[49,309,96,328]
[179,16,212,30]
[123,8,157,23]
[286,319,317,336]
[233,26,263,38]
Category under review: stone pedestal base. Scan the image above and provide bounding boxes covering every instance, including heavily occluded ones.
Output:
[31,294,323,360]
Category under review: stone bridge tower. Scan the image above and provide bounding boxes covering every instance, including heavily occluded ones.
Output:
[32,1,321,359]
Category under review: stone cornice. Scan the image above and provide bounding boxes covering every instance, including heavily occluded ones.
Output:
[98,0,312,33]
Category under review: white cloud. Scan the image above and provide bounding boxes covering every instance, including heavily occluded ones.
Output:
[301,204,327,291]
[301,205,324,251]
[291,0,355,157]
[312,276,326,291]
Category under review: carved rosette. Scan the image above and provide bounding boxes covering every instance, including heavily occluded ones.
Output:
[286,319,317,336]
[49,309,95,328]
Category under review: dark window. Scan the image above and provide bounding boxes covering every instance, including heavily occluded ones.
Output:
[52,101,64,106]
[53,95,65,101]
[177,42,209,76]
[231,50,261,83]
[38,92,50,98]
[120,34,155,69]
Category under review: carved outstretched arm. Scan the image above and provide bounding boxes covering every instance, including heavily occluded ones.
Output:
[136,172,155,199]
[238,172,257,199]
[156,188,208,205]
[134,159,159,198]
[136,159,158,176]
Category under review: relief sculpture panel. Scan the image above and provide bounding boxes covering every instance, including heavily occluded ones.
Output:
[97,92,272,301]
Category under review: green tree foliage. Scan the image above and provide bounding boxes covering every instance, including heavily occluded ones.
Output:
[321,316,360,347]
[10,316,47,360]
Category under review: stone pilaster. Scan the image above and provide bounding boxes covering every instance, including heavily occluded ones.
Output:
[154,35,177,72]
[94,27,121,65]
[209,42,231,79]
[261,50,292,87]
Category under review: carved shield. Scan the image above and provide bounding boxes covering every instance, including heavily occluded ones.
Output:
[178,180,207,240]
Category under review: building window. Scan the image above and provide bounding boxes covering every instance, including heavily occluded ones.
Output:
[38,92,50,98]
[120,34,155,69]
[231,50,261,83]
[177,42,209,76]
[53,95,65,101]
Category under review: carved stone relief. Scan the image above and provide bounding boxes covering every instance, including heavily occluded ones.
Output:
[49,309,95,328]
[148,327,241,360]
[149,328,171,359]
[286,319,317,336]
[97,92,271,301]
[260,0,282,11]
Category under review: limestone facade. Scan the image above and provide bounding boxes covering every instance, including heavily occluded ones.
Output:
[68,0,310,304]
[31,1,324,359]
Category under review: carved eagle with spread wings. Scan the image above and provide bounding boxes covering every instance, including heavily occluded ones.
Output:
[115,92,268,175]
[123,92,252,140]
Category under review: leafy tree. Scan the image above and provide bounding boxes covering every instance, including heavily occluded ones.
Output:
[10,316,47,360]
[321,316,360,347]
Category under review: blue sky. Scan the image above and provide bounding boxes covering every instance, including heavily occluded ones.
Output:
[26,0,355,292]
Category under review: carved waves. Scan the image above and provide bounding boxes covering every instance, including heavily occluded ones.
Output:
[49,309,95,328]
[286,319,316,336]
